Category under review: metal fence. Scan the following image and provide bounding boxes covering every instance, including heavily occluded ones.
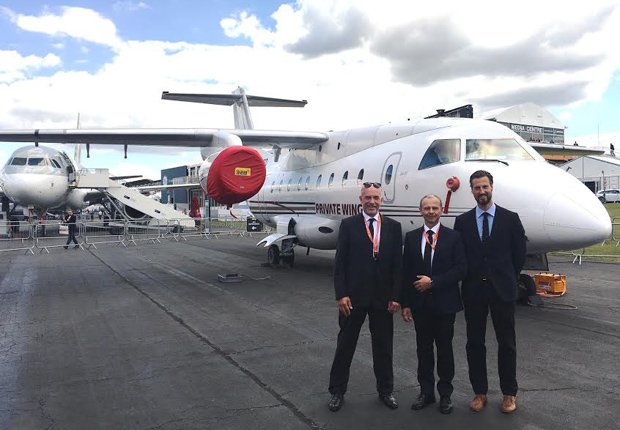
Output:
[0,216,272,255]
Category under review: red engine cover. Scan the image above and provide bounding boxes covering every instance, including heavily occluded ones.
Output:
[206,146,266,205]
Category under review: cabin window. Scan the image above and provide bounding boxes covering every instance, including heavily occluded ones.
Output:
[316,175,322,190]
[328,173,334,189]
[419,139,461,170]
[305,176,310,190]
[357,169,364,184]
[287,179,292,191]
[342,171,348,188]
[10,157,27,166]
[297,177,302,191]
[271,181,275,193]
[384,165,393,185]
[279,180,283,192]
[27,157,46,166]
[466,138,534,161]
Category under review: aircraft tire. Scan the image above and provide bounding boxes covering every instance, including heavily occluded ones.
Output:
[517,273,537,305]
[268,244,280,266]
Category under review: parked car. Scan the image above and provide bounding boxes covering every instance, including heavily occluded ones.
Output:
[596,189,620,203]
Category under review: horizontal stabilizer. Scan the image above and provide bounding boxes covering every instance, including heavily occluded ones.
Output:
[162,91,307,108]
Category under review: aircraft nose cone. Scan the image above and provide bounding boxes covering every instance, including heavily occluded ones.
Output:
[544,192,612,250]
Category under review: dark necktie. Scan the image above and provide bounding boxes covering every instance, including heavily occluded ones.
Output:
[424,230,434,275]
[482,212,489,241]
[368,218,375,238]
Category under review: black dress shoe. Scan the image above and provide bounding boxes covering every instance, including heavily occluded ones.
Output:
[378,393,398,409]
[328,393,344,412]
[439,396,453,414]
[411,393,436,410]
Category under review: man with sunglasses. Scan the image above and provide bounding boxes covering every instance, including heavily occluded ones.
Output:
[328,182,403,412]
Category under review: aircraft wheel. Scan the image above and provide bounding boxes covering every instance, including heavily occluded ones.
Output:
[282,248,295,268]
[268,244,280,265]
[517,273,537,304]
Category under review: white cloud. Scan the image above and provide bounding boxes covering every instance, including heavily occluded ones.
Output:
[0,1,620,171]
[113,2,150,12]
[13,7,123,49]
[0,51,61,83]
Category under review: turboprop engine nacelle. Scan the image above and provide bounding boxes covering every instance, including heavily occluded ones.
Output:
[290,216,342,250]
[198,146,266,206]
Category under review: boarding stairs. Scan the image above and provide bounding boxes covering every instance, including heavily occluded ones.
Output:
[76,168,193,223]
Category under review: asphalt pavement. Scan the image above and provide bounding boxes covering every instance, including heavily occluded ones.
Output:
[0,235,618,430]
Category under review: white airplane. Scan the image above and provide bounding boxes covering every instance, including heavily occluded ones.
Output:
[0,145,100,216]
[0,88,611,275]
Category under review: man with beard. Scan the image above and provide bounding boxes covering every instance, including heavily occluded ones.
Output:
[328,182,403,412]
[454,170,526,414]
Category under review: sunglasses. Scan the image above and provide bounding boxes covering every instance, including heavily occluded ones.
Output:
[363,182,382,188]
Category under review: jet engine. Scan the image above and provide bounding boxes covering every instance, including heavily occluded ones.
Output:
[199,146,266,205]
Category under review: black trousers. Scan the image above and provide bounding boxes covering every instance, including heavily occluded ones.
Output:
[66,229,78,245]
[413,307,456,397]
[328,305,394,395]
[463,293,517,396]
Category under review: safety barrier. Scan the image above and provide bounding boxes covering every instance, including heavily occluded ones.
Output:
[0,216,270,255]
[33,221,85,253]
[0,220,35,255]
[82,220,127,249]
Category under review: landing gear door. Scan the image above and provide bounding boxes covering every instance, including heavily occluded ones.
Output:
[381,153,401,204]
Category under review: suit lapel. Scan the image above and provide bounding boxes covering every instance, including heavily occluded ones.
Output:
[378,214,388,254]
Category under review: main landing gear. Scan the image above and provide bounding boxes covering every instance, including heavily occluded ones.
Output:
[267,239,295,267]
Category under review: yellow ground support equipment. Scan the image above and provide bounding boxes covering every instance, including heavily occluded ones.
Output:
[534,274,567,295]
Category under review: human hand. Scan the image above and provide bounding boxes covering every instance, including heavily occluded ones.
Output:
[338,297,353,316]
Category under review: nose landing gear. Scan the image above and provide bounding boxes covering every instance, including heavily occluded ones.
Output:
[267,238,295,267]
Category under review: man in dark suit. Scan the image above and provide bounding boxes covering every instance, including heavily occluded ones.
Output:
[328,182,403,412]
[63,209,79,249]
[401,194,466,414]
[454,170,526,414]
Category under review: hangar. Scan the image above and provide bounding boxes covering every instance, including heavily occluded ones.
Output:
[561,155,620,193]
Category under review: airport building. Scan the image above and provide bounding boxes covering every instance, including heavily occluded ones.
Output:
[561,155,620,193]
[479,102,566,144]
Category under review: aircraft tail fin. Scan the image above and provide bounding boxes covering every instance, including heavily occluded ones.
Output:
[161,86,307,130]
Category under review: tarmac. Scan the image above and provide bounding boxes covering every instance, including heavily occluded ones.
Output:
[0,234,618,430]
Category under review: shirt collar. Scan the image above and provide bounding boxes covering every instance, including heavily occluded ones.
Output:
[363,211,379,223]
[476,203,496,219]
[423,223,440,234]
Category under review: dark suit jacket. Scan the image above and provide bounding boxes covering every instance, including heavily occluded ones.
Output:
[454,205,527,302]
[334,213,403,308]
[401,225,466,314]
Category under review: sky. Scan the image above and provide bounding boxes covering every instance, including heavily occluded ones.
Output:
[1,0,619,180]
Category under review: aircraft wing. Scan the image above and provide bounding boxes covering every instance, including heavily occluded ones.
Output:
[528,142,605,156]
[0,128,329,149]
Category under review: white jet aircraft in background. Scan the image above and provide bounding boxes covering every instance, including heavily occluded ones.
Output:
[0,88,611,284]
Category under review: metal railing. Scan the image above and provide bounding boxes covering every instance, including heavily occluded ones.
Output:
[0,216,270,256]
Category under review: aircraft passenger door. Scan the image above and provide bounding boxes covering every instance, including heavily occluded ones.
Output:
[381,153,401,204]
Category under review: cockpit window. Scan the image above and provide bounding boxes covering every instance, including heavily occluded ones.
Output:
[466,139,534,161]
[51,159,61,168]
[419,139,461,170]
[27,158,46,166]
[10,157,27,166]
